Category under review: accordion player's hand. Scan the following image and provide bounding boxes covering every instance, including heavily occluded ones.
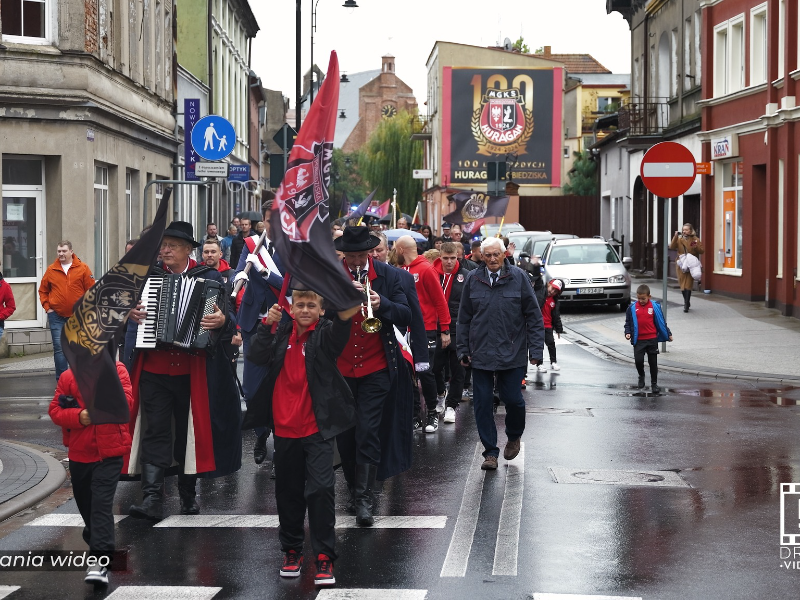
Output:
[200,303,226,331]
[129,302,146,325]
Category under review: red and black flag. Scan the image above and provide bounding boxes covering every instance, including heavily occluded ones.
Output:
[443,191,509,225]
[61,189,172,424]
[270,51,363,312]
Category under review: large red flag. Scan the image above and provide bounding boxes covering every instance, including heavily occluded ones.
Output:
[270,51,363,311]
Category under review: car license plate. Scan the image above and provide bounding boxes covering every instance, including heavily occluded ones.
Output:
[576,288,602,294]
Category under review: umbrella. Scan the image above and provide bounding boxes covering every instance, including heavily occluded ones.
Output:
[239,210,262,222]
[383,229,426,243]
[378,213,412,224]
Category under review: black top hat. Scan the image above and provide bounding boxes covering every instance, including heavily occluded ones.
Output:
[163,221,200,248]
[335,226,380,252]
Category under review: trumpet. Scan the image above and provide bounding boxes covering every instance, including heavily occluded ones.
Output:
[356,266,382,333]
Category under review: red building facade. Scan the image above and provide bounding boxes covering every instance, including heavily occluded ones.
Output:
[700,0,799,315]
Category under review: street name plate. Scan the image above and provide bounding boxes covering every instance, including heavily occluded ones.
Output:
[195,162,229,177]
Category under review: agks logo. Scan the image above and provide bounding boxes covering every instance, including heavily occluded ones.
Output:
[472,87,533,156]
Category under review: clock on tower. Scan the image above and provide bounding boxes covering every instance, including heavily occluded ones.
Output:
[381,104,397,119]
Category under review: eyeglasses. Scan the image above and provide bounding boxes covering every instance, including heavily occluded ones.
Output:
[160,242,187,251]
[483,252,503,259]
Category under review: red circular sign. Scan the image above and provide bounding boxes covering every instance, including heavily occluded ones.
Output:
[640,142,697,198]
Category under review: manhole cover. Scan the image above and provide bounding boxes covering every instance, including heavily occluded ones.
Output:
[548,467,690,487]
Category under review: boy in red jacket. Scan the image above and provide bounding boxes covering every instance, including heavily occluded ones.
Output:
[49,362,134,587]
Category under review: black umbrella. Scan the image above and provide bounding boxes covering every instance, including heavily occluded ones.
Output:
[378,212,412,224]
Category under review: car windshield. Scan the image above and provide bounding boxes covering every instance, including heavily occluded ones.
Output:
[547,243,620,265]
[531,240,551,256]
[482,223,525,237]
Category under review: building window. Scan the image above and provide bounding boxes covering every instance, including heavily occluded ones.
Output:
[777,0,786,79]
[94,165,109,277]
[684,19,693,91]
[0,0,50,41]
[713,16,745,97]
[694,11,702,83]
[777,159,784,278]
[750,4,768,86]
[125,171,133,242]
[671,28,679,97]
[721,161,743,271]
[597,97,617,113]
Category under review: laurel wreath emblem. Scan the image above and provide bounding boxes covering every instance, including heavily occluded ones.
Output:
[471,108,535,156]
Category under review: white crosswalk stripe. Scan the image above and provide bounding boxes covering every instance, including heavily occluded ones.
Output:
[155,515,446,529]
[26,514,127,527]
[440,442,486,577]
[533,594,643,600]
[0,586,20,599]
[316,590,428,600]
[492,443,525,576]
[105,586,222,599]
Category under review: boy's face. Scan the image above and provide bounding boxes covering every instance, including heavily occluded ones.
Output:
[637,293,651,305]
[547,284,559,297]
[290,297,324,328]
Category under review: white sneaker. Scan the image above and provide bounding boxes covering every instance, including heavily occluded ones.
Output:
[443,407,456,423]
[537,363,548,372]
[85,565,109,586]
[551,362,561,371]
[435,394,446,414]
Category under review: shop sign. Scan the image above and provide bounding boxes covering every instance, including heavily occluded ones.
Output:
[711,134,738,160]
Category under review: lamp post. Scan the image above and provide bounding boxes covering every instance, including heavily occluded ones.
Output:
[309,0,359,108]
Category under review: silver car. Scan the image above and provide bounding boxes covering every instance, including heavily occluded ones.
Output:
[542,238,632,310]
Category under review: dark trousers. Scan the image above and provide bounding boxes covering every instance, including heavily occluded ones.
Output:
[434,341,465,408]
[472,367,526,458]
[338,369,391,467]
[242,328,269,437]
[139,371,191,469]
[274,433,337,560]
[413,331,439,414]
[544,328,557,363]
[48,312,69,380]
[634,338,659,382]
[70,456,123,556]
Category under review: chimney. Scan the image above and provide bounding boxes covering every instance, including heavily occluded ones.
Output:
[544,46,552,57]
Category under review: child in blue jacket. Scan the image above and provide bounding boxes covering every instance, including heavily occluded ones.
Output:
[624,284,672,393]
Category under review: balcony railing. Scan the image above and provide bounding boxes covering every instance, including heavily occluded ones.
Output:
[618,97,671,136]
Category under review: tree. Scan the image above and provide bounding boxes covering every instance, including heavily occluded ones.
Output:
[359,110,424,216]
[563,151,598,196]
[512,37,530,54]
[330,149,368,217]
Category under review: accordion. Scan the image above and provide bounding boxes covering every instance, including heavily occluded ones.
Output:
[135,274,223,350]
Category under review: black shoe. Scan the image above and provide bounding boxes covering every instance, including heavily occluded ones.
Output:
[355,464,377,527]
[178,474,199,515]
[652,383,661,394]
[637,377,645,389]
[253,432,269,465]
[425,410,439,433]
[345,486,356,515]
[82,526,90,545]
[129,464,164,522]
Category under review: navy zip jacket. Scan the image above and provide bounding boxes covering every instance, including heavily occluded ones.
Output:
[624,300,672,344]
[457,263,544,370]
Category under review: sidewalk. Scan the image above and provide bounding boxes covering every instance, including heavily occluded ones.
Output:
[0,351,55,378]
[564,278,800,384]
[0,441,66,522]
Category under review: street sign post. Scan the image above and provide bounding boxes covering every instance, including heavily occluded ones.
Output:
[640,142,698,353]
[195,162,229,178]
[191,115,236,161]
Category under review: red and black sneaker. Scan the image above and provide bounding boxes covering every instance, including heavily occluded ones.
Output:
[314,554,335,587]
[280,549,303,578]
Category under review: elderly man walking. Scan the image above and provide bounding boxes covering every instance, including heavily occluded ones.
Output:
[457,237,544,470]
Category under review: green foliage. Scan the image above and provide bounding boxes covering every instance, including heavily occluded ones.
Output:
[512,37,531,54]
[359,110,424,216]
[563,150,598,196]
[331,149,368,217]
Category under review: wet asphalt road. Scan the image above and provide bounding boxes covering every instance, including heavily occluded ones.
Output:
[1,339,800,599]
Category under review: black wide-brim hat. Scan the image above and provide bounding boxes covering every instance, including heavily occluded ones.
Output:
[335,226,380,252]
[163,220,201,248]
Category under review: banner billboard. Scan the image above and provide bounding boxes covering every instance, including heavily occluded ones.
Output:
[442,67,563,187]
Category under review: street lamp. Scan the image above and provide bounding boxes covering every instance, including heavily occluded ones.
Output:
[310,0,358,107]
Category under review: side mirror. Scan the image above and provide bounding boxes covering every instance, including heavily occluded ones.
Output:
[622,257,633,270]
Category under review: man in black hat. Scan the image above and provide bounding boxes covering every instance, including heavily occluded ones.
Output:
[333,226,414,526]
[441,222,453,242]
[125,221,242,522]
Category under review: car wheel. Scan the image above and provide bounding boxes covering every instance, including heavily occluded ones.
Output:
[619,299,631,312]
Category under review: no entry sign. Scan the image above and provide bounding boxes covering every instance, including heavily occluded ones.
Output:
[640,142,697,198]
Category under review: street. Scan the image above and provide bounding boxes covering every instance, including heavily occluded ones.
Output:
[1,337,799,599]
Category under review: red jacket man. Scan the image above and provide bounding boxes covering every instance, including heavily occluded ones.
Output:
[0,272,15,337]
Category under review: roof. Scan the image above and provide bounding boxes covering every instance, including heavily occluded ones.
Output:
[571,73,630,86]
[538,46,610,74]
[333,69,381,149]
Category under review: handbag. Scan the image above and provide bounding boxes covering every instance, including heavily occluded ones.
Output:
[678,251,702,281]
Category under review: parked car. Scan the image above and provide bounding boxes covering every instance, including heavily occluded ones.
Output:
[507,230,551,264]
[541,238,632,310]
[519,233,579,264]
[480,222,526,239]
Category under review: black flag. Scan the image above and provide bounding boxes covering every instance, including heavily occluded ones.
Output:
[61,189,172,424]
[443,191,510,225]
[270,51,363,312]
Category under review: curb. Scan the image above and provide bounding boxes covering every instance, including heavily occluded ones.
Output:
[0,368,54,379]
[0,442,66,523]
[563,326,800,386]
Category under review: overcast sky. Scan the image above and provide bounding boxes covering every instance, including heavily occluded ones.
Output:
[250,1,632,108]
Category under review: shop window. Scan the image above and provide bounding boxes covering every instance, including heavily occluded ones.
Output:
[722,161,743,271]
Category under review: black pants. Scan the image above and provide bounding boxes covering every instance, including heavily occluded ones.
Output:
[413,331,439,414]
[70,456,123,556]
[544,328,557,363]
[139,371,191,469]
[634,339,659,382]
[338,369,391,467]
[274,433,337,560]
[433,340,465,409]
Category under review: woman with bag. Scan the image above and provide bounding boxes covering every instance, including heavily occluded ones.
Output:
[670,223,704,312]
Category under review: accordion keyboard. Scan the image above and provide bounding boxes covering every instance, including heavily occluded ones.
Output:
[135,277,163,349]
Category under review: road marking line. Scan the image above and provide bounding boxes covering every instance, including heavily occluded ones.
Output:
[26,514,127,527]
[0,586,20,599]
[533,594,643,600]
[105,586,223,599]
[493,443,525,576]
[316,590,428,600]
[642,162,694,177]
[440,441,486,577]
[154,515,446,529]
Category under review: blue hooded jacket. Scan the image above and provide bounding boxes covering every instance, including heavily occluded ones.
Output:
[624,300,672,344]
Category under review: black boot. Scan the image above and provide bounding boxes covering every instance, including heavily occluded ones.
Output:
[340,460,356,515]
[686,289,692,309]
[178,474,199,515]
[253,432,268,465]
[354,463,378,527]
[682,290,690,312]
[129,464,164,522]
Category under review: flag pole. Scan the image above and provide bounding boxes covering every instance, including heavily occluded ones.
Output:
[496,215,506,237]
[392,188,397,229]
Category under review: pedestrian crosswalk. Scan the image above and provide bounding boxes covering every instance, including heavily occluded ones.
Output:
[533,595,642,600]
[105,587,222,599]
[0,587,20,600]
[316,591,428,600]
